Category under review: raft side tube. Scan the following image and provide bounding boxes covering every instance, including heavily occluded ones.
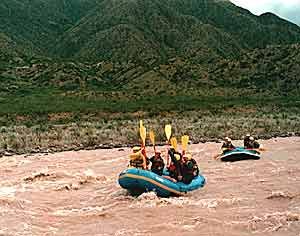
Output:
[220,147,261,162]
[118,168,205,197]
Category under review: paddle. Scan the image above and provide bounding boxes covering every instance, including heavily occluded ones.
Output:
[213,148,234,160]
[139,120,147,169]
[213,148,229,160]
[170,137,178,152]
[164,124,172,166]
[213,153,223,160]
[181,135,189,155]
[139,120,146,147]
[165,124,172,141]
[213,152,223,160]
[247,147,266,153]
[149,130,156,152]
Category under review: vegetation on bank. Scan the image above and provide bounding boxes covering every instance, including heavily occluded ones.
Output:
[0,93,299,155]
[1,90,299,117]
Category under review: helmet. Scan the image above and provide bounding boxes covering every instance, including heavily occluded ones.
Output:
[187,161,193,169]
[174,154,181,161]
[129,152,140,160]
[225,137,231,143]
[249,137,254,141]
[132,146,141,152]
[246,134,251,137]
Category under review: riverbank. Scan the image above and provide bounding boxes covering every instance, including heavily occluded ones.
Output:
[1,112,300,157]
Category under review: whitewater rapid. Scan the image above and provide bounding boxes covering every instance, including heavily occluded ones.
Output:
[0,137,299,236]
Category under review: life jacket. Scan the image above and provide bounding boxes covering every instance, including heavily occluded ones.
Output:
[168,162,176,171]
[244,137,250,148]
[151,157,164,169]
[167,150,184,181]
[247,141,260,149]
[253,141,260,148]
[129,151,147,169]
[150,156,164,175]
[222,143,235,153]
[191,159,199,176]
[168,162,178,178]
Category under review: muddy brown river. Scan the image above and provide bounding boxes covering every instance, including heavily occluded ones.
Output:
[0,137,299,236]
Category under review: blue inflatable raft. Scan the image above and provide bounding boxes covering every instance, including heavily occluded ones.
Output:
[118,168,206,197]
[220,147,261,162]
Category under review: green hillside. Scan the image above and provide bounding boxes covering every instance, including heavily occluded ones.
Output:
[1,0,300,62]
[53,0,300,62]
[0,0,99,54]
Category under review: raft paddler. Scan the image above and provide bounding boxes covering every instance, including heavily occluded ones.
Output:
[221,137,235,154]
[150,150,165,175]
[168,147,183,182]
[129,146,149,169]
[181,153,199,184]
[247,136,260,149]
[243,133,251,148]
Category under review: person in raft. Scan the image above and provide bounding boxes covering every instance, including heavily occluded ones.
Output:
[243,133,251,148]
[247,136,260,149]
[181,153,199,184]
[129,146,149,169]
[221,137,235,154]
[149,150,165,175]
[167,146,183,182]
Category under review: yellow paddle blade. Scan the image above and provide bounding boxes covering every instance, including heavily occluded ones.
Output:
[139,120,143,128]
[181,135,189,152]
[170,137,177,151]
[140,126,146,145]
[165,124,172,141]
[149,130,155,145]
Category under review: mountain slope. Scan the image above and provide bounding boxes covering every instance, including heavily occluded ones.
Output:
[0,33,30,68]
[52,0,300,62]
[166,0,300,48]
[53,0,243,63]
[0,0,99,54]
[2,43,299,97]
[2,0,300,62]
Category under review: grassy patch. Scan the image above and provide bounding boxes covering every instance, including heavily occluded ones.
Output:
[0,110,299,154]
[2,88,300,116]
[0,88,299,154]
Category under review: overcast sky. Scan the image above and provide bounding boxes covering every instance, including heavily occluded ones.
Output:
[230,0,300,25]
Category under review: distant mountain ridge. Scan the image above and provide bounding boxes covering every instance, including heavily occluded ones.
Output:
[1,0,300,62]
